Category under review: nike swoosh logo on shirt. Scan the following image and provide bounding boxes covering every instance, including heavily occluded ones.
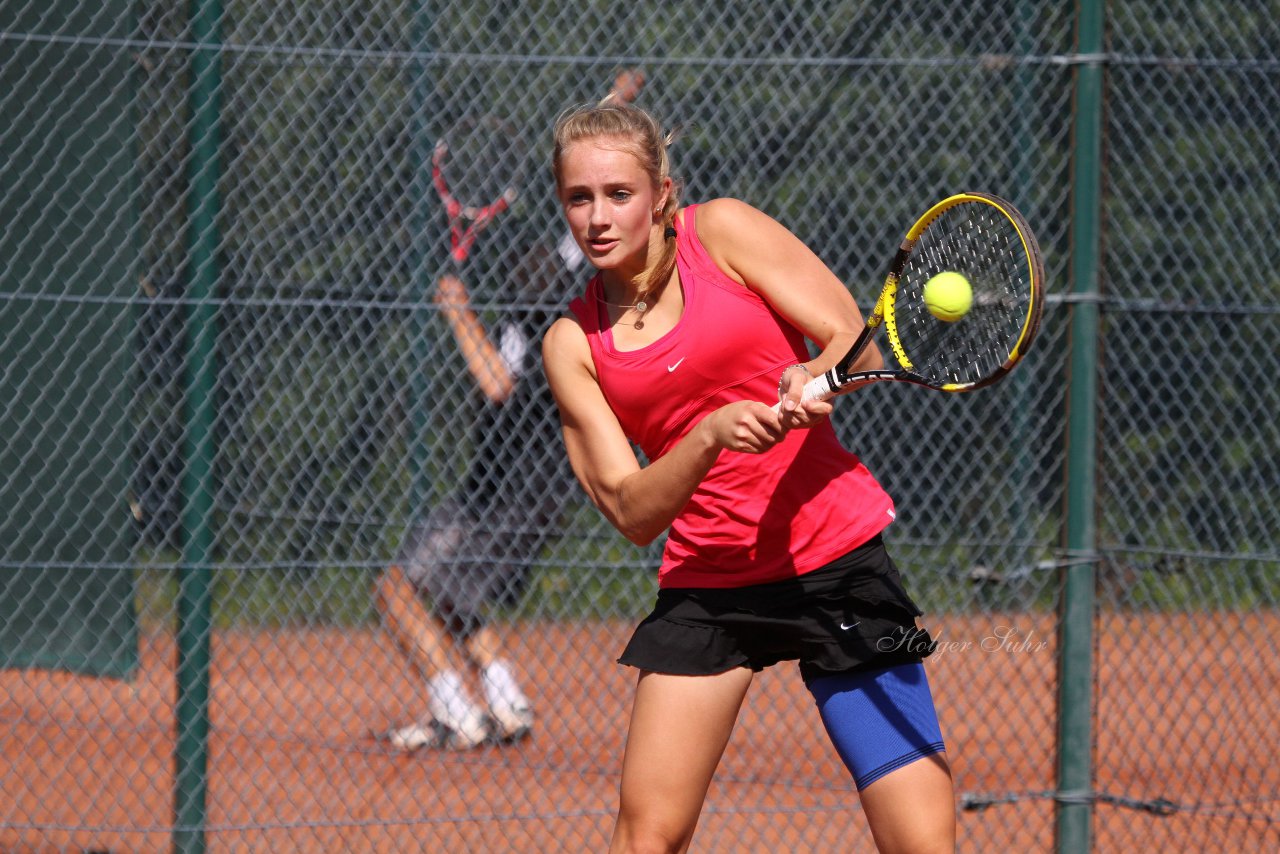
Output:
[667,357,686,372]
[840,621,861,631]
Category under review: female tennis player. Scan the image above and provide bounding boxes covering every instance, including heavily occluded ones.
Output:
[542,100,956,853]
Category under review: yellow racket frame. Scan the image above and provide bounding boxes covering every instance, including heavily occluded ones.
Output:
[878,192,1044,392]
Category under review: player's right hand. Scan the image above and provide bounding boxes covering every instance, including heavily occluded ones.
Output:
[706,401,788,454]
[434,274,468,307]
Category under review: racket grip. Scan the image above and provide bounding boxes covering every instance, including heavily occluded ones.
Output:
[800,371,837,402]
[770,370,837,413]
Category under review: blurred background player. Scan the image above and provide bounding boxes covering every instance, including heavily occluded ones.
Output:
[375,69,646,750]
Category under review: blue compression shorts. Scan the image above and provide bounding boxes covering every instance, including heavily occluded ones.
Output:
[806,662,946,791]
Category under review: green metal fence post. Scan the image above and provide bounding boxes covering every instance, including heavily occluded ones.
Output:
[174,0,223,851]
[1058,1,1105,851]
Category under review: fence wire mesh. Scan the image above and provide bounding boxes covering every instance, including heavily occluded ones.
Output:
[1,1,1277,852]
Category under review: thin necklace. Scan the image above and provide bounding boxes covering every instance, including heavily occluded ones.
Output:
[594,292,649,329]
[592,224,674,330]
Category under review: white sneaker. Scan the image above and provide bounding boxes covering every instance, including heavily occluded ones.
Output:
[428,703,492,750]
[382,719,444,752]
[488,701,534,743]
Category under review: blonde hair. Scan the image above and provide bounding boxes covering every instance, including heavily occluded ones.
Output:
[552,100,681,301]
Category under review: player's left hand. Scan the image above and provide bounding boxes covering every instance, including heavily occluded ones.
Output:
[777,366,834,431]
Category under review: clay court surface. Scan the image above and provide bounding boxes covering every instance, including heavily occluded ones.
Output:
[3,611,1277,852]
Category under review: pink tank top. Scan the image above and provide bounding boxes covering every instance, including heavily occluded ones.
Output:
[568,204,895,588]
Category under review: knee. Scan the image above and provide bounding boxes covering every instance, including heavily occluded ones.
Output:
[611,830,688,854]
[873,834,954,854]
[611,814,694,854]
[371,572,391,615]
[374,567,426,631]
[372,569,399,617]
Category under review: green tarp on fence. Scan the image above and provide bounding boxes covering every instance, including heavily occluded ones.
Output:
[0,0,137,679]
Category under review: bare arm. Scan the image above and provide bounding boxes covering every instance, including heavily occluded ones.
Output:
[542,315,788,546]
[693,198,884,412]
[435,274,515,403]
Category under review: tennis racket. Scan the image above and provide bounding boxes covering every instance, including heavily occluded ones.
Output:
[779,192,1044,406]
[432,115,526,265]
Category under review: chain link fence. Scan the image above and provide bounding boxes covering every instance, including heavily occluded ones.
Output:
[1,1,1276,851]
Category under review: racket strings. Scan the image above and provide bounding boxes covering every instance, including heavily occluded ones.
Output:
[894,203,1032,386]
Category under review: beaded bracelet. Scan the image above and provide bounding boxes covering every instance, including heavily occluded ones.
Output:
[777,363,812,400]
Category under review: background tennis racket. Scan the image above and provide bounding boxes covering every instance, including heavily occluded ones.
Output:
[778,192,1044,407]
[432,115,527,265]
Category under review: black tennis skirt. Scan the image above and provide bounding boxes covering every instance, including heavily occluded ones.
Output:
[618,535,936,684]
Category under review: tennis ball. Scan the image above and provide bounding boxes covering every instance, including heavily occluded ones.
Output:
[923,271,973,322]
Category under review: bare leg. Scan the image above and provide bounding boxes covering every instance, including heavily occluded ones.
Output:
[859,754,955,854]
[462,624,502,670]
[373,566,493,748]
[610,668,754,854]
[373,565,461,678]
